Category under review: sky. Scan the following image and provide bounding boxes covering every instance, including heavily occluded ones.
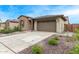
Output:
[0,5,79,24]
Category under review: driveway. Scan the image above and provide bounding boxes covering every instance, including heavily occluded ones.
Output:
[0,31,56,54]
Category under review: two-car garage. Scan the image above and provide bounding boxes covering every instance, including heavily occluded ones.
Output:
[33,15,66,33]
[36,20,56,32]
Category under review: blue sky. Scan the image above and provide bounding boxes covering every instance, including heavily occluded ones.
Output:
[0,5,79,24]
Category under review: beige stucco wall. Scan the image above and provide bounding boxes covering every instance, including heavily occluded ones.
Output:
[9,22,19,29]
[0,23,5,30]
[34,21,37,31]
[56,18,65,33]
[64,21,69,24]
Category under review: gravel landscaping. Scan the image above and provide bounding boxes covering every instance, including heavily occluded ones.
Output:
[19,35,77,54]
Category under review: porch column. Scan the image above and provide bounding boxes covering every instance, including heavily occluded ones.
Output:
[34,21,37,31]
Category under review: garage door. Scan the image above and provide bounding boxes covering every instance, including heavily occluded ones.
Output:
[37,21,56,32]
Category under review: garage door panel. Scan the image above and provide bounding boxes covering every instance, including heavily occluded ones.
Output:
[37,21,56,32]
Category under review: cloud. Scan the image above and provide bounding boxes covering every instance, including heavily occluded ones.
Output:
[25,6,63,17]
[64,9,79,16]
[0,11,10,22]
[0,6,20,22]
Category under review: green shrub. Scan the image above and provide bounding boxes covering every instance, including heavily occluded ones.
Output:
[13,26,22,32]
[0,26,22,34]
[48,37,59,45]
[0,27,14,34]
[73,34,79,40]
[54,37,59,40]
[75,28,79,33]
[32,45,43,54]
[69,44,79,54]
[73,28,79,40]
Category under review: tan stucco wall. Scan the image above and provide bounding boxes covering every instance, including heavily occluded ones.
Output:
[64,21,69,24]
[56,18,65,33]
[9,22,19,29]
[34,21,37,31]
[0,23,5,30]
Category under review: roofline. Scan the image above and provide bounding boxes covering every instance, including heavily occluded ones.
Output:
[33,15,67,21]
[17,15,31,19]
[6,20,19,23]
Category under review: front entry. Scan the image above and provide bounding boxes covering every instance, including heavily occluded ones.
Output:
[20,20,25,29]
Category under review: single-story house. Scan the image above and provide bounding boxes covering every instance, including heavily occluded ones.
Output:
[18,15,68,33]
[5,20,19,29]
[0,22,5,30]
[0,15,68,33]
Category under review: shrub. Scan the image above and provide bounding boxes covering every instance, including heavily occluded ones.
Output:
[69,44,79,54]
[13,26,22,31]
[0,27,13,34]
[0,26,22,34]
[54,37,59,40]
[32,45,43,54]
[73,28,79,40]
[48,37,59,45]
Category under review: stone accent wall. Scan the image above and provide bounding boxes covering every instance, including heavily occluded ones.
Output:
[18,16,32,31]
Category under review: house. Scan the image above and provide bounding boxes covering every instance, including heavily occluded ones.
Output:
[0,20,19,30]
[18,15,68,33]
[5,20,19,29]
[0,15,68,33]
[0,22,5,30]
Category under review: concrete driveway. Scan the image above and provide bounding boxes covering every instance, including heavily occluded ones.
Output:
[0,31,56,54]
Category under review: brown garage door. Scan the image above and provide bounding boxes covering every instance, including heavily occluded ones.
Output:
[37,21,56,32]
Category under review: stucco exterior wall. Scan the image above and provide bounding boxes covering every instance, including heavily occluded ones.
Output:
[0,23,5,30]
[34,21,37,31]
[56,18,65,33]
[64,21,69,24]
[9,22,19,29]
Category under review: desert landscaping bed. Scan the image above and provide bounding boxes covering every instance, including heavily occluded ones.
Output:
[18,35,78,54]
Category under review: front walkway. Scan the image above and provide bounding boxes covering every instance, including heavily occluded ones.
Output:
[0,31,56,54]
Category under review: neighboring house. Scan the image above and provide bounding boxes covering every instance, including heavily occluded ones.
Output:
[0,22,5,30]
[5,20,19,29]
